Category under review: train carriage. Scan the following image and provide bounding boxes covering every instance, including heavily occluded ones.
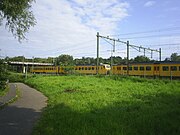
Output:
[74,64,111,75]
[30,66,65,74]
[129,63,154,76]
[30,64,111,75]
[30,62,180,78]
[111,61,180,77]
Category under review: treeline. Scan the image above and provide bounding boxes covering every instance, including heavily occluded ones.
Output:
[4,53,180,66]
[4,55,151,66]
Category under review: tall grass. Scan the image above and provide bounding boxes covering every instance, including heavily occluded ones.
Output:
[25,75,180,135]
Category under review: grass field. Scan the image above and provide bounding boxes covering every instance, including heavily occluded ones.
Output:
[25,75,180,135]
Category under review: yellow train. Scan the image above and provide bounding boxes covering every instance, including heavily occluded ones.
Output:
[30,62,180,77]
[30,64,111,75]
[112,62,180,77]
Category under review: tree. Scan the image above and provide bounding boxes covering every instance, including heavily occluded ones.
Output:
[8,56,25,62]
[0,0,36,41]
[170,53,180,61]
[134,56,150,62]
[56,54,74,66]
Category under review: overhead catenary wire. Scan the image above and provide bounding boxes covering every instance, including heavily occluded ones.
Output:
[116,33,180,40]
[109,26,180,36]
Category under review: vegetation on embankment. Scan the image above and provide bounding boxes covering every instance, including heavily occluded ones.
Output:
[0,72,29,96]
[25,75,180,135]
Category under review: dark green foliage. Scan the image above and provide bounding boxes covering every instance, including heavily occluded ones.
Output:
[6,72,25,82]
[55,54,74,66]
[170,53,180,61]
[134,55,151,62]
[0,0,36,41]
[0,59,7,89]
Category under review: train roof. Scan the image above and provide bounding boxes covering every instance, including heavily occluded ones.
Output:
[154,61,180,64]
[75,63,110,66]
[113,61,180,66]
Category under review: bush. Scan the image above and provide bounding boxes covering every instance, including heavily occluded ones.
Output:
[0,59,8,89]
[7,72,25,82]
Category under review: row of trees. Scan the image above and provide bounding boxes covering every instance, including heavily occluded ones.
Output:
[4,53,180,66]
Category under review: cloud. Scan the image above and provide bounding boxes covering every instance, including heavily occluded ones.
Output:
[144,1,156,7]
[0,0,130,58]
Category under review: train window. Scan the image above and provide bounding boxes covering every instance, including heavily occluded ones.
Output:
[171,66,177,71]
[85,67,87,70]
[123,67,127,70]
[129,67,132,70]
[116,67,120,70]
[79,67,81,70]
[179,66,180,71]
[157,67,159,71]
[140,67,144,71]
[134,66,138,70]
[88,67,91,70]
[162,66,169,71]
[146,66,151,71]
[92,67,94,70]
[82,67,84,70]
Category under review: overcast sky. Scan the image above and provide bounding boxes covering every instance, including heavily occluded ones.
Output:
[0,0,180,60]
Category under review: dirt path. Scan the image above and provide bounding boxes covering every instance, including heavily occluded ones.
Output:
[0,83,47,135]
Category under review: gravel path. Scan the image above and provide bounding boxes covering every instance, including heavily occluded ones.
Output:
[0,83,47,135]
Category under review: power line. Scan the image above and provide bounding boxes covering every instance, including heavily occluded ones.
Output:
[147,43,180,47]
[109,26,180,36]
[117,33,180,40]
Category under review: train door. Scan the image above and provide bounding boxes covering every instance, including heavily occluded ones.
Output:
[57,66,60,74]
[122,66,127,75]
[154,65,160,76]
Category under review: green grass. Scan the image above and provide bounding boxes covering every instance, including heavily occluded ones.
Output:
[25,75,180,135]
[0,87,8,97]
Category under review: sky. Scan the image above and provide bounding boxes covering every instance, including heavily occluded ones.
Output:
[0,0,180,60]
